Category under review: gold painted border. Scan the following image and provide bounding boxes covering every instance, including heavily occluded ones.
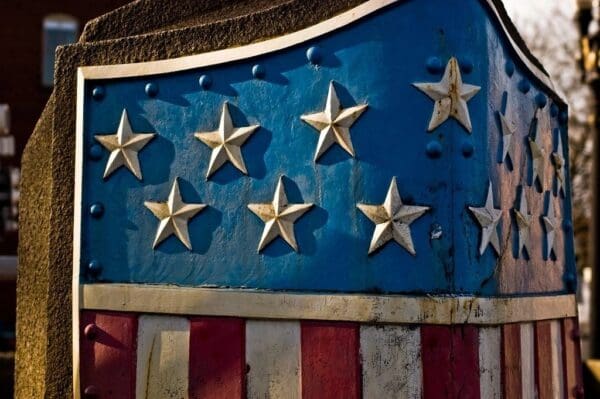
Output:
[81,284,577,325]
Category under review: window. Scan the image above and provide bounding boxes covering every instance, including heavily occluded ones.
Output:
[42,14,79,87]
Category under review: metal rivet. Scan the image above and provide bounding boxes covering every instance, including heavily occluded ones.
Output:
[505,61,515,77]
[89,203,104,218]
[460,58,473,74]
[87,259,102,276]
[83,385,99,398]
[426,141,442,159]
[306,46,322,65]
[92,86,105,101]
[462,141,474,158]
[89,144,103,161]
[559,110,569,124]
[535,93,547,108]
[252,64,266,79]
[84,323,98,340]
[198,75,212,90]
[426,56,443,74]
[550,104,559,117]
[145,82,159,97]
[518,79,530,94]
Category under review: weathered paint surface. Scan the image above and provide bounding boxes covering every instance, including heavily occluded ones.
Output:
[421,325,480,398]
[535,321,553,399]
[300,321,360,398]
[245,320,300,399]
[189,317,245,399]
[136,315,190,399]
[501,323,522,398]
[550,320,565,399]
[77,0,574,297]
[478,326,501,399]
[79,311,137,399]
[520,322,535,399]
[562,318,584,399]
[360,325,422,399]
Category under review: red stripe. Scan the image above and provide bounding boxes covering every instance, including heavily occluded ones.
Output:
[562,318,584,399]
[79,311,137,399]
[300,321,360,399]
[501,324,522,398]
[535,321,553,399]
[189,317,245,399]
[421,325,480,399]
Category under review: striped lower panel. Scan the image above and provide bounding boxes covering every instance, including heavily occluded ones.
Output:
[79,312,583,399]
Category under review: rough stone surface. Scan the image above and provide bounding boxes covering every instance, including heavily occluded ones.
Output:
[16,0,559,397]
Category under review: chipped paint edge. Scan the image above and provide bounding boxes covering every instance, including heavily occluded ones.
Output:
[75,0,562,103]
[80,284,577,325]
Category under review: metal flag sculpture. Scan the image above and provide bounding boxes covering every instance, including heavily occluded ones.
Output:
[72,0,583,398]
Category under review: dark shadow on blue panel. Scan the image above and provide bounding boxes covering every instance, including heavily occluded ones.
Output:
[138,134,176,185]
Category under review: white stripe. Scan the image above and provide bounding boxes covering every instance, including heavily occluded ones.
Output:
[478,327,502,399]
[360,325,422,399]
[80,284,578,325]
[246,320,300,399]
[551,321,565,399]
[136,315,190,399]
[521,323,536,399]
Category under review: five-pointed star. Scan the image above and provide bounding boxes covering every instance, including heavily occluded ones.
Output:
[301,81,368,161]
[529,109,548,189]
[552,134,566,197]
[247,176,313,252]
[543,199,557,259]
[195,102,260,179]
[498,99,517,164]
[468,183,503,256]
[357,177,429,256]
[144,178,207,250]
[95,109,156,180]
[513,189,531,258]
[413,57,481,133]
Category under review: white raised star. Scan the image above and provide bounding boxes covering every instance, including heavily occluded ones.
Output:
[195,102,260,179]
[248,176,313,252]
[543,198,557,259]
[468,183,503,256]
[144,178,207,250]
[552,133,566,197]
[301,81,368,161]
[94,109,156,180]
[529,108,548,189]
[357,177,429,256]
[499,98,517,164]
[513,188,531,258]
[413,57,481,133]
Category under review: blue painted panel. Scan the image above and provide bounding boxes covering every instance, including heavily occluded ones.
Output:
[79,0,573,296]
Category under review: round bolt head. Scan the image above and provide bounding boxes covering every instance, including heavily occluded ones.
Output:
[306,46,323,65]
[535,93,547,108]
[459,58,473,73]
[252,64,266,79]
[426,56,443,74]
[199,74,212,90]
[145,82,159,97]
[518,79,531,94]
[83,385,99,397]
[426,140,442,159]
[461,141,474,158]
[84,323,98,340]
[89,203,104,218]
[505,61,515,77]
[92,86,105,101]
[87,259,102,276]
[89,144,104,161]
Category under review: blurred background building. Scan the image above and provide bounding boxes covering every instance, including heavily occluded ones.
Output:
[0,1,127,396]
[0,0,597,397]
